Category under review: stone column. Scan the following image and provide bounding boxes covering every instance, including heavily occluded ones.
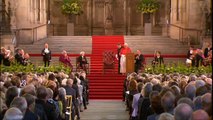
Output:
[124,0,127,35]
[104,0,113,35]
[34,0,37,23]
[127,3,131,35]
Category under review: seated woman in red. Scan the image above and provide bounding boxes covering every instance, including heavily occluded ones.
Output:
[59,50,73,69]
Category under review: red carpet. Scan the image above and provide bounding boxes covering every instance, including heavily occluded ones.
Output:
[88,36,126,99]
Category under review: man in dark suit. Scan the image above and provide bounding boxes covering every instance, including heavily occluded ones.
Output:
[204,42,212,58]
[63,79,78,120]
[15,48,25,65]
[34,86,57,120]
[116,43,123,74]
[41,43,51,67]
[135,50,145,73]
[77,51,88,73]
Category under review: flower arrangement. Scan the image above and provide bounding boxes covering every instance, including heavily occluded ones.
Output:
[137,0,160,14]
[145,63,212,75]
[61,0,83,15]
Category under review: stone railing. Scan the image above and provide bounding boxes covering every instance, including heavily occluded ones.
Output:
[15,24,47,45]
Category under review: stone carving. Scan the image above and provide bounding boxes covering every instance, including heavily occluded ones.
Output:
[105,0,113,20]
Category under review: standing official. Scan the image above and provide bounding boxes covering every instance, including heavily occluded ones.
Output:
[41,43,51,67]
[116,43,123,74]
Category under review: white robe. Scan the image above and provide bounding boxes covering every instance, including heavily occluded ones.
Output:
[120,55,126,73]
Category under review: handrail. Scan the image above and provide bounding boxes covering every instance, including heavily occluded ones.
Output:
[169,24,203,46]
[170,24,202,31]
[15,24,47,44]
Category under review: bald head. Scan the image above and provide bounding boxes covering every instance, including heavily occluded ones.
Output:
[201,93,212,110]
[174,103,193,120]
[192,110,209,120]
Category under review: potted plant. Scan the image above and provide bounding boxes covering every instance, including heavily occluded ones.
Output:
[137,0,160,35]
[61,0,83,35]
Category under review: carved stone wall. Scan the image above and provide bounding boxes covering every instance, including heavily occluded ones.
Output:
[49,0,164,36]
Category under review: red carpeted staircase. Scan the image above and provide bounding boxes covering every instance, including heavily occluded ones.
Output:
[88,36,126,99]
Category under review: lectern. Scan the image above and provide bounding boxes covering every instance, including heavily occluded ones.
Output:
[126,53,135,73]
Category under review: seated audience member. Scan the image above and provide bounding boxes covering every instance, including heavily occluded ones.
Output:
[174,103,193,120]
[57,87,67,120]
[158,112,174,120]
[3,107,23,120]
[131,82,143,120]
[46,88,60,119]
[79,73,89,106]
[203,50,212,66]
[77,51,88,73]
[204,42,212,58]
[134,50,145,73]
[0,47,13,66]
[201,93,212,115]
[192,109,209,120]
[22,94,39,120]
[138,82,153,120]
[161,91,175,115]
[10,97,27,115]
[193,96,202,110]
[195,49,204,67]
[15,49,25,65]
[147,95,164,120]
[152,51,164,67]
[59,50,73,69]
[177,97,194,110]
[34,86,57,120]
[127,79,138,118]
[63,79,77,120]
[184,84,196,100]
[5,86,19,108]
[20,84,36,96]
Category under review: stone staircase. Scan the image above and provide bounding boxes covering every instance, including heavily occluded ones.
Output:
[18,36,92,68]
[18,35,189,68]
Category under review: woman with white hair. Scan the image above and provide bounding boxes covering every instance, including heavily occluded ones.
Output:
[77,51,88,73]
[59,50,73,70]
[120,43,132,74]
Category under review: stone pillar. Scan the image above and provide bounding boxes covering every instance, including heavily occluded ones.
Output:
[104,0,113,35]
[127,1,131,35]
[34,0,37,23]
[87,0,92,35]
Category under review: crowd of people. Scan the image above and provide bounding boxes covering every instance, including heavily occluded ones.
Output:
[0,70,89,120]
[123,72,212,120]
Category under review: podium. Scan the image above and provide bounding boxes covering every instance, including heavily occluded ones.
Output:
[126,53,135,73]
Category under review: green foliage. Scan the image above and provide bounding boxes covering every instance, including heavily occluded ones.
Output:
[61,0,83,15]
[137,0,160,14]
[1,63,71,74]
[144,63,212,75]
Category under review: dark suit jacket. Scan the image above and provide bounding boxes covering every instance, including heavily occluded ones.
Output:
[77,56,87,68]
[15,53,25,65]
[135,54,145,69]
[64,85,77,107]
[41,48,51,61]
[23,108,39,120]
[117,46,123,60]
[35,99,57,120]
[153,56,164,66]
[138,97,153,120]
[204,47,212,58]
